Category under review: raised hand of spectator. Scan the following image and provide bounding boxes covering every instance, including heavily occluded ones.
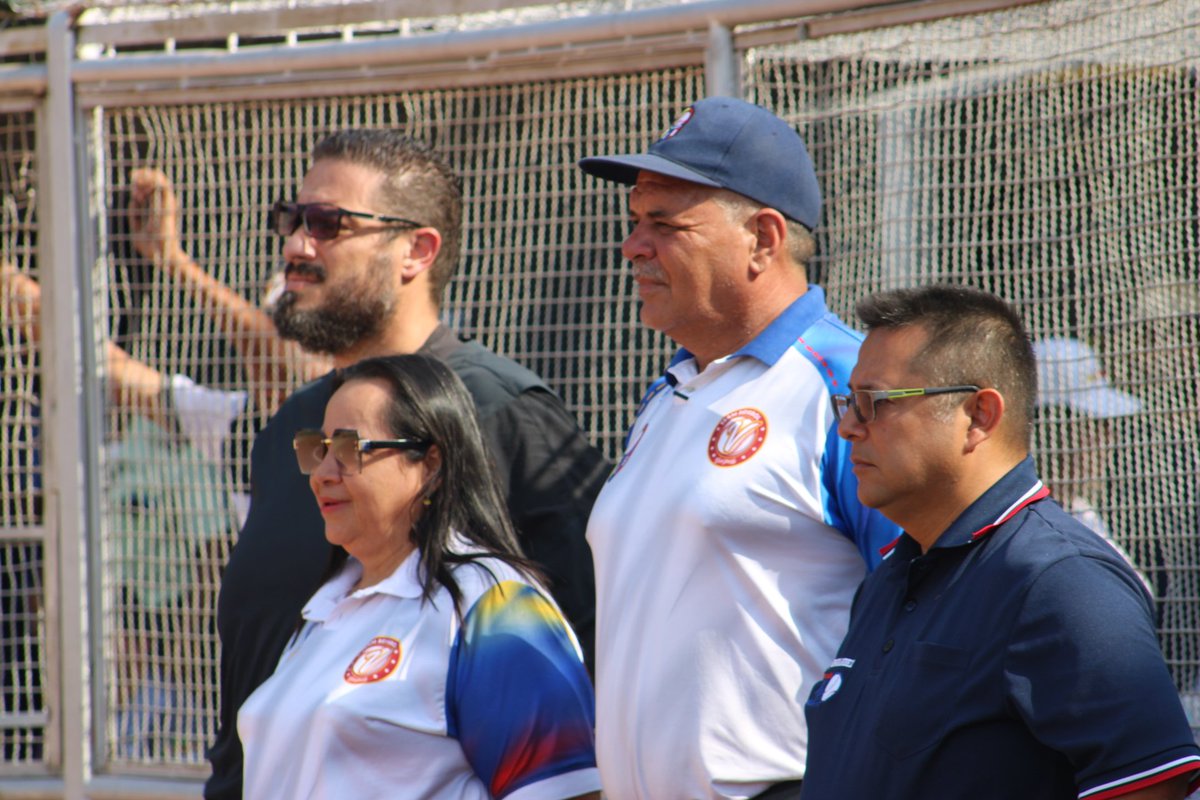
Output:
[126,168,329,412]
[130,167,186,267]
[0,261,42,344]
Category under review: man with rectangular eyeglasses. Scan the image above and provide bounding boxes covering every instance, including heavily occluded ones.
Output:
[801,284,1200,800]
[193,130,610,800]
[830,385,980,425]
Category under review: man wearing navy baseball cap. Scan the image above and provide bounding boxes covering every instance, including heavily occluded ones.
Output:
[579,97,899,799]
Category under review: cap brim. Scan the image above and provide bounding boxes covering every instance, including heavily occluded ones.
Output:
[578,153,722,189]
[1041,386,1144,418]
[1073,387,1143,418]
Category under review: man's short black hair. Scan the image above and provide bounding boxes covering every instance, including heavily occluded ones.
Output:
[856,283,1037,448]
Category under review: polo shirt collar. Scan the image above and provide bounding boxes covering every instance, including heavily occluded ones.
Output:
[303,532,492,622]
[303,551,425,622]
[924,456,1049,552]
[667,286,828,372]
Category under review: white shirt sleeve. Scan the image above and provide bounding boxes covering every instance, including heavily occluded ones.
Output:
[168,373,247,465]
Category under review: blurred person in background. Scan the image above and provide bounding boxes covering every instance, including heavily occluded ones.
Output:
[237,354,599,799]
[1,262,244,758]
[1033,336,1154,595]
[1,260,47,763]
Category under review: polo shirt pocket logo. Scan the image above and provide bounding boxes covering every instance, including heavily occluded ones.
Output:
[810,658,856,705]
[821,673,843,702]
[344,636,402,684]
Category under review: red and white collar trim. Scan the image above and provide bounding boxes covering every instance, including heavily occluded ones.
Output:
[878,480,1050,560]
[970,481,1050,541]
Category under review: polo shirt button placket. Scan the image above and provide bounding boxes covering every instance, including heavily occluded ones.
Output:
[904,599,917,612]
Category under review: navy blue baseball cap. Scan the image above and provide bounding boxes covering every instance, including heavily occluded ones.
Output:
[578,97,822,230]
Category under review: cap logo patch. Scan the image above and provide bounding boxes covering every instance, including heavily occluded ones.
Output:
[659,107,695,141]
[708,408,768,467]
[344,636,401,684]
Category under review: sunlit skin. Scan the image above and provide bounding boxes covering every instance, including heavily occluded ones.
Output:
[622,171,805,370]
[837,325,1017,551]
[308,377,439,590]
[282,158,443,367]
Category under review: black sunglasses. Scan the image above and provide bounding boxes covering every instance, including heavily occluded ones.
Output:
[271,201,423,241]
[293,428,429,475]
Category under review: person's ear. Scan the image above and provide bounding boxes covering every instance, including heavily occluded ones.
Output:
[964,388,1005,452]
[398,227,442,280]
[420,443,443,488]
[748,208,787,275]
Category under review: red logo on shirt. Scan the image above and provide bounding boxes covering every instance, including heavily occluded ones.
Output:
[344,636,402,684]
[708,408,768,467]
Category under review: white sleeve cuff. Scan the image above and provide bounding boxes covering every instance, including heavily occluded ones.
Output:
[168,373,247,464]
[502,767,602,800]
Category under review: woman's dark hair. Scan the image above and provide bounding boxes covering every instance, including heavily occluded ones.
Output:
[325,353,539,613]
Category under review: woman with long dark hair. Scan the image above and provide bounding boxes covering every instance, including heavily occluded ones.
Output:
[237,354,600,799]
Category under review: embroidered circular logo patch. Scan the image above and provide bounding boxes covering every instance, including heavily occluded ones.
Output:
[821,673,843,702]
[708,408,768,467]
[344,636,401,684]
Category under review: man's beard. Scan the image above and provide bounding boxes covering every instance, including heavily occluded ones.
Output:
[271,258,395,355]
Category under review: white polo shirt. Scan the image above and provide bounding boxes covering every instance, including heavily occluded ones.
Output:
[587,288,899,800]
[238,549,600,800]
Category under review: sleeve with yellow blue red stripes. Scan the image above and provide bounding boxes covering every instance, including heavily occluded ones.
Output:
[446,579,597,798]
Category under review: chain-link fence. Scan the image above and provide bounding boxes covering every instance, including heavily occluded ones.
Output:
[1,0,1197,794]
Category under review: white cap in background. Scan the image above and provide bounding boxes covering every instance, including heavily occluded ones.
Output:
[1034,337,1143,418]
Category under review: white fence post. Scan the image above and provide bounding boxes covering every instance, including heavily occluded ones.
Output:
[41,10,90,800]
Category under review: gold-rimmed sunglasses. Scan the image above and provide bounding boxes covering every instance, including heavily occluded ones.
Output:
[293,428,429,475]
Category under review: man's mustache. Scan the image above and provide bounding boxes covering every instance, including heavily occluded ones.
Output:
[285,262,327,281]
[630,260,664,283]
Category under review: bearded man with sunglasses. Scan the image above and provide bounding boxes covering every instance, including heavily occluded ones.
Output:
[801,284,1200,800]
[171,131,611,800]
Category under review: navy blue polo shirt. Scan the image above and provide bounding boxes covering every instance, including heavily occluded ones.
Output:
[802,458,1200,800]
